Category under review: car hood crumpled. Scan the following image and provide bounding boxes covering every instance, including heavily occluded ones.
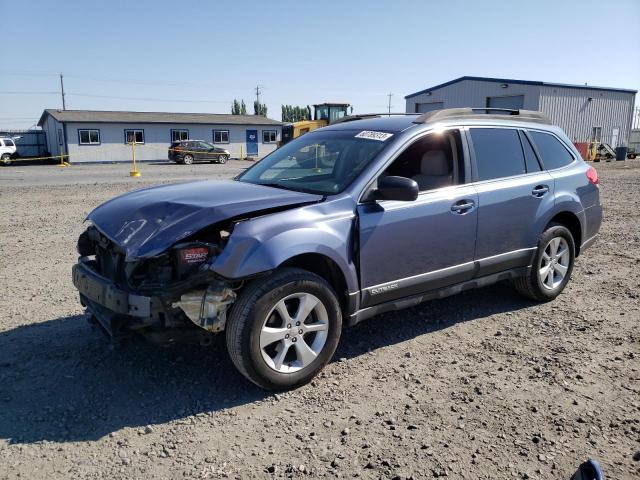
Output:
[87,179,322,261]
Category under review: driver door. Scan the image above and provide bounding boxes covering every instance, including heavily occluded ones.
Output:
[357,129,478,307]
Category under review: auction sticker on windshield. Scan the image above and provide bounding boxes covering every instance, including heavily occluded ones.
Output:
[354,131,394,141]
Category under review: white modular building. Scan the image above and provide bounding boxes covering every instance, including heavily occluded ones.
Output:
[37,109,283,163]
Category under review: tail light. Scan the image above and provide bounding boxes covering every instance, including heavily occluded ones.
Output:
[586,166,599,185]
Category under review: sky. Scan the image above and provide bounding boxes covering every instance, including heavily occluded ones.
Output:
[1,0,639,129]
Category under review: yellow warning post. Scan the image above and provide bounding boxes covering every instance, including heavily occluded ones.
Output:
[129,138,141,177]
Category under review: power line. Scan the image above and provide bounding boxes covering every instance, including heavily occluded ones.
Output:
[0,91,58,95]
[66,92,231,103]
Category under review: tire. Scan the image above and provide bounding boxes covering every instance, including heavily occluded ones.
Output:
[182,154,194,165]
[514,223,575,302]
[1,153,11,165]
[226,268,342,390]
[217,154,228,164]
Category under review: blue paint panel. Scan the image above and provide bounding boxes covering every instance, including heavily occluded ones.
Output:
[246,129,258,156]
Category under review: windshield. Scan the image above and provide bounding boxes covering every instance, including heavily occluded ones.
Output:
[237,130,391,194]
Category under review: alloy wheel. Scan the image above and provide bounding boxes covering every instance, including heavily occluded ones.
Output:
[259,292,329,373]
[538,236,570,290]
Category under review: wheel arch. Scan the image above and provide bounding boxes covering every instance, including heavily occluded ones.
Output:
[279,253,350,313]
[548,211,583,256]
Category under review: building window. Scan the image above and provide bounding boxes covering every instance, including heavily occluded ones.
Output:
[171,129,189,142]
[213,130,229,143]
[263,130,277,143]
[57,129,64,145]
[591,126,602,142]
[124,129,145,144]
[78,129,100,145]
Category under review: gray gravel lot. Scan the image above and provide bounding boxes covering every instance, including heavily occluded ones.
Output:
[0,160,638,479]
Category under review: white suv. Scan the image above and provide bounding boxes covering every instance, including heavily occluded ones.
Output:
[0,137,17,165]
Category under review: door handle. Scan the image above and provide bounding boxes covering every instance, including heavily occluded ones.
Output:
[451,199,475,214]
[532,185,549,197]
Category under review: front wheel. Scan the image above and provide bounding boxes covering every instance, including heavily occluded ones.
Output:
[226,268,342,390]
[1,153,11,165]
[514,223,575,301]
[217,154,228,164]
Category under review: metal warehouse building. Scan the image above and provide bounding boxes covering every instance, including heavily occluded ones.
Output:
[405,76,637,147]
[37,109,282,163]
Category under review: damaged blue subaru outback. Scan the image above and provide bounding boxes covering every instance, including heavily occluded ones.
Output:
[73,108,602,390]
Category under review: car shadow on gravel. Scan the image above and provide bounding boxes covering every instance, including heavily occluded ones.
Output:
[0,282,533,444]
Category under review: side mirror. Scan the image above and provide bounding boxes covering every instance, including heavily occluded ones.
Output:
[376,176,419,201]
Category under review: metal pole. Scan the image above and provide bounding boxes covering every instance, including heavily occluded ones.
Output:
[387,93,393,115]
[60,74,66,110]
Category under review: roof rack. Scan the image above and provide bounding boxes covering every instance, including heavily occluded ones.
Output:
[414,108,551,124]
[332,113,419,124]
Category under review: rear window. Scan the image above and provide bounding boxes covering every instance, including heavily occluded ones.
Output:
[529,131,574,170]
[470,128,526,181]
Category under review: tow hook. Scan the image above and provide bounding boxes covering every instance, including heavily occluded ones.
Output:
[173,282,236,333]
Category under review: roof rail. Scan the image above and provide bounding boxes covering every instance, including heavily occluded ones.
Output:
[414,108,551,124]
[332,113,419,124]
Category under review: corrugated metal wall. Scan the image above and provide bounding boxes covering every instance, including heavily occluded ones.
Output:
[539,86,636,146]
[405,79,541,113]
[406,79,636,147]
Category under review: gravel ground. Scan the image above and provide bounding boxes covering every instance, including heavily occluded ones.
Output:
[0,160,638,479]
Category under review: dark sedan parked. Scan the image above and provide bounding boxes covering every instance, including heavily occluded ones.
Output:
[169,140,230,164]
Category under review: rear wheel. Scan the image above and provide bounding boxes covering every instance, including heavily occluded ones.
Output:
[514,223,575,301]
[182,154,194,165]
[1,153,11,165]
[226,268,342,390]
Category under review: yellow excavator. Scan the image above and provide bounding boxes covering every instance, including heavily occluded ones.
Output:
[281,103,351,145]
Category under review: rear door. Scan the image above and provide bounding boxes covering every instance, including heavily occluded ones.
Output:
[468,127,554,275]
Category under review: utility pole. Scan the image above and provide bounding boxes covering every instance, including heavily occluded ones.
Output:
[255,85,262,105]
[60,73,66,110]
[387,93,393,115]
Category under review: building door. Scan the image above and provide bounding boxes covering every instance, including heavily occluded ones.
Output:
[611,127,619,147]
[415,101,444,113]
[246,130,258,156]
[486,95,525,110]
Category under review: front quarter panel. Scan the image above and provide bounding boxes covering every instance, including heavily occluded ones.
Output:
[211,197,359,293]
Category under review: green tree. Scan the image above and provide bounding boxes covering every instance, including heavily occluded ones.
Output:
[231,99,241,115]
[254,101,267,117]
[240,100,247,115]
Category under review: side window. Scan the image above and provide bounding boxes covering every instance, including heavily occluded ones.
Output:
[382,129,464,192]
[529,131,574,170]
[519,131,541,173]
[470,128,525,181]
